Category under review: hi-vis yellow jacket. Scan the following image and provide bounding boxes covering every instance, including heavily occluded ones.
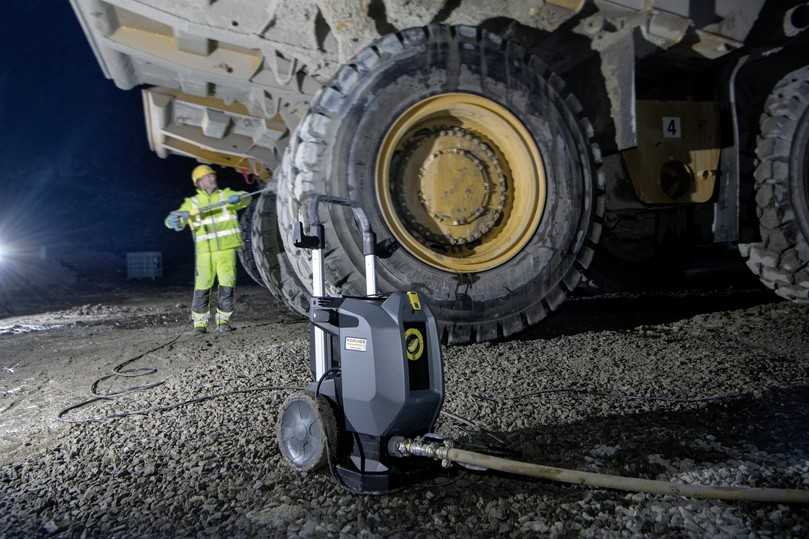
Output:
[173,188,250,253]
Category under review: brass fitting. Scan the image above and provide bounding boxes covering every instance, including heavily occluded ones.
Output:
[388,436,454,468]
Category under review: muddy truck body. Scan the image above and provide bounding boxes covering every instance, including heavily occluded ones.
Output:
[70,0,809,343]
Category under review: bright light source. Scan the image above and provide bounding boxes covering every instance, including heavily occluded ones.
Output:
[0,242,10,264]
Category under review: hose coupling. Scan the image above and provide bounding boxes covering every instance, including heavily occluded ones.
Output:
[388,436,454,468]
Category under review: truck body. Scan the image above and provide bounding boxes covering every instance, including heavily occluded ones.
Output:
[71,0,809,342]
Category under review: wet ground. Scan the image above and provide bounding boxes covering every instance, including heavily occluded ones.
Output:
[1,280,808,537]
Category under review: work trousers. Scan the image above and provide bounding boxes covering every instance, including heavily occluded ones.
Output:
[191,248,237,328]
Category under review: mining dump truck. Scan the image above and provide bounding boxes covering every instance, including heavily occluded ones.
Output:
[70,0,809,343]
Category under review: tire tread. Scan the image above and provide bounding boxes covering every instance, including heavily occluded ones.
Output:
[740,66,809,304]
[278,24,607,343]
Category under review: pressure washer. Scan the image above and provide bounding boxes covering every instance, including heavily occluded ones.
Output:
[276,195,809,503]
[275,195,444,493]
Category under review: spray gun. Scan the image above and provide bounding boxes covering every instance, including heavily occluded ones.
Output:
[168,186,274,229]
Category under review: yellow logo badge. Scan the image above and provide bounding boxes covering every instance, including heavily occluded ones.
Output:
[403,327,425,361]
[406,291,421,311]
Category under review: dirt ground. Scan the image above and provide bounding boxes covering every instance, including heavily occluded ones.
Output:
[0,284,302,462]
[1,280,808,537]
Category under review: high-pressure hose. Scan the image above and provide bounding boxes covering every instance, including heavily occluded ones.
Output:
[388,437,809,504]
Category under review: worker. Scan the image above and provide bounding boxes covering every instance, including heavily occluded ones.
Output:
[164,165,251,334]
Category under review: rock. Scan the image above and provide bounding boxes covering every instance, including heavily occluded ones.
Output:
[590,445,621,458]
[246,503,306,527]
[523,520,549,533]
[300,519,318,537]
[4,285,809,537]
[485,501,506,522]
[42,520,59,534]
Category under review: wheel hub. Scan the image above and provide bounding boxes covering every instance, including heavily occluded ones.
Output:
[280,400,320,466]
[420,148,489,225]
[377,93,546,273]
[395,127,508,246]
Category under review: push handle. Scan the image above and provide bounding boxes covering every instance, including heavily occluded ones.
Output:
[293,221,324,250]
[299,194,379,297]
[302,195,376,256]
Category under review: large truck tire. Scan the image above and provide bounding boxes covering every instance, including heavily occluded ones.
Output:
[237,199,265,287]
[278,25,605,344]
[251,190,310,316]
[741,66,809,303]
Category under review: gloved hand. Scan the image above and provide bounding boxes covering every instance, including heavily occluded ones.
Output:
[227,194,242,205]
[165,212,188,231]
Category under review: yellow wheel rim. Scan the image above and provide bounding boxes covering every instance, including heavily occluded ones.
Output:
[376,93,546,273]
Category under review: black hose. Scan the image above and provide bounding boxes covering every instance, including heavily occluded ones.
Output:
[57,330,300,424]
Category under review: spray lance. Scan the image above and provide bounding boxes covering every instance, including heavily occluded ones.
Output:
[168,186,274,229]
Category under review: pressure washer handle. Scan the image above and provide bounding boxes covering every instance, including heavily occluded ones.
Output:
[304,195,376,256]
[292,222,324,250]
[301,194,379,296]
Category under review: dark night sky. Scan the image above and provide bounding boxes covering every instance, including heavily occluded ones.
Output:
[0,1,238,275]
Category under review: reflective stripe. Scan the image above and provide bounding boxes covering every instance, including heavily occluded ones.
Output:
[196,214,234,226]
[186,190,242,249]
[192,311,209,328]
[195,228,240,242]
[216,309,233,324]
[189,217,231,230]
[192,193,228,209]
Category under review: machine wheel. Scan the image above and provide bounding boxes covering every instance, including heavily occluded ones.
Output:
[276,391,338,473]
[741,66,809,302]
[251,190,310,316]
[237,199,265,287]
[278,25,604,344]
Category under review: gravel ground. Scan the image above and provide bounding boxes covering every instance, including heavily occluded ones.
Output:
[1,284,809,537]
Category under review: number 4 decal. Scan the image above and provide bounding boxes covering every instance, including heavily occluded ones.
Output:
[662,116,681,139]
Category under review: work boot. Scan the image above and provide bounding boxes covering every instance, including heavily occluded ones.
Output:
[194,326,207,336]
[216,323,234,334]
